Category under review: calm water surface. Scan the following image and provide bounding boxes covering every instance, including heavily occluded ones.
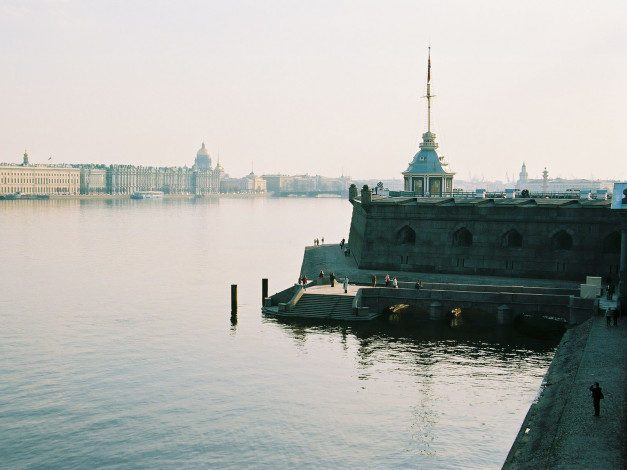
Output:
[0,197,558,469]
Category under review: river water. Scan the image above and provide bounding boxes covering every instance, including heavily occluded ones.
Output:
[0,197,558,469]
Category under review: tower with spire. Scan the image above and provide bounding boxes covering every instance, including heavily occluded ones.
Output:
[402,48,455,196]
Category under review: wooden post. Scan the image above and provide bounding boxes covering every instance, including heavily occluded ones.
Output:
[231,284,238,313]
[262,278,268,306]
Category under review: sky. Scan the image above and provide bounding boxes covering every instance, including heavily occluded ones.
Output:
[1,0,625,182]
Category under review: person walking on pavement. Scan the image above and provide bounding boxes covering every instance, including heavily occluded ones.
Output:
[330,272,336,287]
[589,382,604,416]
[343,276,349,294]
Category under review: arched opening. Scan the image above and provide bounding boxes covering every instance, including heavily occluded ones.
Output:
[603,232,621,253]
[551,230,573,250]
[503,229,523,248]
[397,225,416,245]
[453,228,473,247]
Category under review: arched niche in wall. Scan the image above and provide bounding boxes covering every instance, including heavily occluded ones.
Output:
[397,225,416,245]
[453,227,473,247]
[603,231,621,253]
[551,230,573,250]
[502,229,523,248]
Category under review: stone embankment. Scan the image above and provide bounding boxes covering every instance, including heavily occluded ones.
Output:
[300,244,626,468]
[503,310,625,469]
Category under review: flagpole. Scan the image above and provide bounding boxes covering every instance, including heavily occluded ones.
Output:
[427,46,432,133]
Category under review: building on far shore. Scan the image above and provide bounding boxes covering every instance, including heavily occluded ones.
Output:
[2,143,221,197]
[0,151,80,196]
[262,174,351,196]
[220,170,267,194]
[515,162,614,194]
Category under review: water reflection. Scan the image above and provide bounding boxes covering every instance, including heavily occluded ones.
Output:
[265,315,561,376]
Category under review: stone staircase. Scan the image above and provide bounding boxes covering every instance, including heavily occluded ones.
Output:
[291,293,359,320]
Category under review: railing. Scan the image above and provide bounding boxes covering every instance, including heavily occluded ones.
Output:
[385,190,611,200]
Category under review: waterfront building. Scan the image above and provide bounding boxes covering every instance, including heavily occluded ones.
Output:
[77,142,220,195]
[262,174,351,196]
[345,50,623,282]
[191,142,220,195]
[0,151,80,196]
[220,171,267,193]
[79,165,107,194]
[515,163,613,194]
[348,185,622,281]
[402,48,455,196]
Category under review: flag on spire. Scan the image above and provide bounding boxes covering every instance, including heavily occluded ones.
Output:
[427,48,431,83]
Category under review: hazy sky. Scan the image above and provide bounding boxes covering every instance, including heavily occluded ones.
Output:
[1,0,625,181]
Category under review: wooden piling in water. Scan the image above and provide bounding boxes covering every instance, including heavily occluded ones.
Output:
[231,284,238,313]
[262,278,268,305]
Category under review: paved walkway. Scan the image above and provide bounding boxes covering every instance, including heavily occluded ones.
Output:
[504,305,626,469]
[301,244,582,289]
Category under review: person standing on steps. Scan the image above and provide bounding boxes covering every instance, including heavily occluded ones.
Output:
[330,272,335,287]
[589,382,604,416]
[343,276,349,294]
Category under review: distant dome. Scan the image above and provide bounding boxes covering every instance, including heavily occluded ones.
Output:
[195,142,212,170]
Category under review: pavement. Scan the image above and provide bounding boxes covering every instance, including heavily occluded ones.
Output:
[504,304,626,469]
[301,244,582,289]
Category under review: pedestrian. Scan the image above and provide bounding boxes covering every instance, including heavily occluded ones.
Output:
[330,272,335,287]
[392,276,398,288]
[343,276,348,294]
[589,382,604,416]
[371,274,377,287]
[606,307,613,326]
[302,274,308,289]
[298,275,303,285]
[321,237,324,244]
[385,274,390,287]
[319,270,324,278]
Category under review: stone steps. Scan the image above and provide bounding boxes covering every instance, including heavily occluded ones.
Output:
[292,293,358,320]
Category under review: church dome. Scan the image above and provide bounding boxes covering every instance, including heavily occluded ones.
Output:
[195,142,212,170]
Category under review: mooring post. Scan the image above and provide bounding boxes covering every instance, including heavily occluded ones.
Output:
[262,278,268,306]
[231,284,238,314]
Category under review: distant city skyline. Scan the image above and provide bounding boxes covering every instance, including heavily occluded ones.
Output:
[1,0,625,181]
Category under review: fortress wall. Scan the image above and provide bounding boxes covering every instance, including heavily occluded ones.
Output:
[348,199,621,281]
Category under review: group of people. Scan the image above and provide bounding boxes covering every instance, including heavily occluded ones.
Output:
[371,274,422,290]
[605,307,619,326]
[300,271,349,293]
[313,237,324,246]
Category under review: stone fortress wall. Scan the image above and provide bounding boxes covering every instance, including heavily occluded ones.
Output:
[348,186,623,282]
